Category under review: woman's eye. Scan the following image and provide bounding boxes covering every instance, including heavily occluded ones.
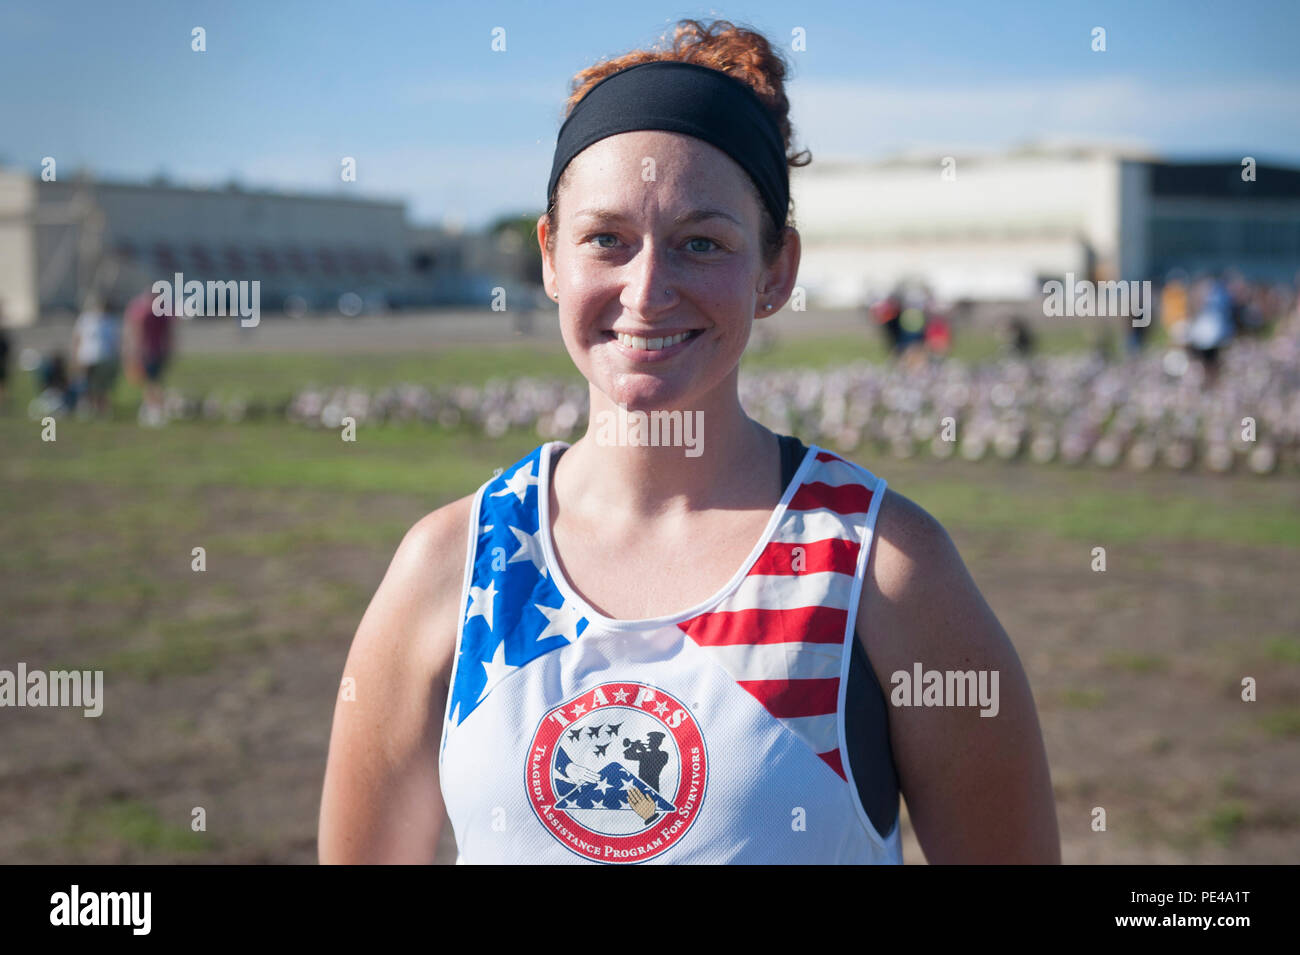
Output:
[584,234,721,253]
[686,237,720,253]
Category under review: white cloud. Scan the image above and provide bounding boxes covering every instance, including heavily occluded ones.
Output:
[789,75,1300,160]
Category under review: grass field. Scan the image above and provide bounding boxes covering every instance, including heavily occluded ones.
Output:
[1,327,1297,863]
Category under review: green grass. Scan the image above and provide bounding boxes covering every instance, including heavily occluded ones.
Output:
[1,417,539,497]
[864,466,1300,549]
[1258,707,1300,739]
[61,797,213,855]
[1060,688,1107,709]
[165,346,585,400]
[1204,801,1249,846]
[3,410,1296,552]
[1264,637,1300,664]
[744,321,1103,369]
[1104,651,1171,675]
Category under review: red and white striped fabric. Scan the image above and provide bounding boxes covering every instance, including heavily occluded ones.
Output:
[679,450,879,781]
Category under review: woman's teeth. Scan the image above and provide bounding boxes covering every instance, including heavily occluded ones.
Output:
[616,330,693,351]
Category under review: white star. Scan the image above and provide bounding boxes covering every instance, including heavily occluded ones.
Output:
[620,777,636,791]
[612,687,630,702]
[653,701,669,716]
[477,641,517,703]
[571,703,587,717]
[491,460,538,504]
[466,580,498,631]
[534,598,584,644]
[594,778,612,794]
[445,701,461,736]
[482,524,494,534]
[507,525,548,577]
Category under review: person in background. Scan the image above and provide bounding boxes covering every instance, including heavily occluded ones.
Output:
[896,284,929,355]
[867,288,903,355]
[0,302,10,413]
[1185,272,1234,386]
[923,310,951,356]
[1000,315,1036,357]
[123,288,175,426]
[29,350,73,418]
[1159,270,1189,345]
[72,295,122,417]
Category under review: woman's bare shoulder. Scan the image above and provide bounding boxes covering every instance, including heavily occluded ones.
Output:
[868,487,961,599]
[859,486,1007,665]
[319,492,479,863]
[350,491,480,687]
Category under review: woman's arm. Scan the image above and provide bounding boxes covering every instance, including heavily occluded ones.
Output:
[317,494,475,863]
[860,489,1060,863]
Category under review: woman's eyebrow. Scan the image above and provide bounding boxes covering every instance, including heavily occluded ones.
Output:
[572,208,741,226]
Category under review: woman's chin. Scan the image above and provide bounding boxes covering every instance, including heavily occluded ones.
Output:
[598,371,699,412]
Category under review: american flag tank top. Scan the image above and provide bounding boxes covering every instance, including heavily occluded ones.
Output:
[438,438,903,864]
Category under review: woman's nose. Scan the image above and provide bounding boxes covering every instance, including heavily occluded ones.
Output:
[621,243,676,315]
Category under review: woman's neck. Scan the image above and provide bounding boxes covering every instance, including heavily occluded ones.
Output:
[557,381,779,520]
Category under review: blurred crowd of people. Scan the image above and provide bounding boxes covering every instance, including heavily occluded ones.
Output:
[866,282,953,363]
[1144,268,1291,383]
[5,289,176,425]
[865,270,1298,386]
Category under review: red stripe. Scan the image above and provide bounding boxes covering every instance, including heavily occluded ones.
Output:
[681,606,848,647]
[737,677,840,718]
[748,538,860,576]
[788,481,874,514]
[815,451,842,463]
[818,749,847,781]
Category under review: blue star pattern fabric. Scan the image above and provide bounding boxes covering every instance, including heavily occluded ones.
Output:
[446,446,590,738]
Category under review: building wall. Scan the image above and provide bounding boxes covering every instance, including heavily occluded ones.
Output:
[791,152,1128,305]
[1146,196,1300,280]
[1117,160,1152,281]
[23,177,414,317]
[0,171,38,326]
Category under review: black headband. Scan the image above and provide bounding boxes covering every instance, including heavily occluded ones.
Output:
[546,60,790,229]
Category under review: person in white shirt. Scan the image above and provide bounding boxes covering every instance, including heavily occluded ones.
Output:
[71,296,122,416]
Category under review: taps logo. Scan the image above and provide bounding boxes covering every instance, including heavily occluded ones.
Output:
[526,681,707,863]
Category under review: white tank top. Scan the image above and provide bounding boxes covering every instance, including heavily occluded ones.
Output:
[438,439,903,864]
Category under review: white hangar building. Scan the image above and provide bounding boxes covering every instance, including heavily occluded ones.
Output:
[790,147,1300,307]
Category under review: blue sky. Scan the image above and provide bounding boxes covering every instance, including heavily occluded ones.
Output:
[2,0,1296,227]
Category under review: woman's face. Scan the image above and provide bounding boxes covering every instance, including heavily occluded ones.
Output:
[539,130,795,412]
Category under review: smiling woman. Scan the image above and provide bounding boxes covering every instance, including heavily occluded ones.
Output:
[318,17,1060,865]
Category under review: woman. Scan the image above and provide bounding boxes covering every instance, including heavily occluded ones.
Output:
[318,19,1059,864]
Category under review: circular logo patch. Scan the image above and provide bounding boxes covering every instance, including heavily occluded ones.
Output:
[526,681,707,863]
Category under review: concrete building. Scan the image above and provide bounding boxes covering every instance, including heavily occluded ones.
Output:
[791,146,1300,308]
[0,169,527,326]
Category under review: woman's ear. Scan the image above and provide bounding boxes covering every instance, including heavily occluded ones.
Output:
[537,214,557,298]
